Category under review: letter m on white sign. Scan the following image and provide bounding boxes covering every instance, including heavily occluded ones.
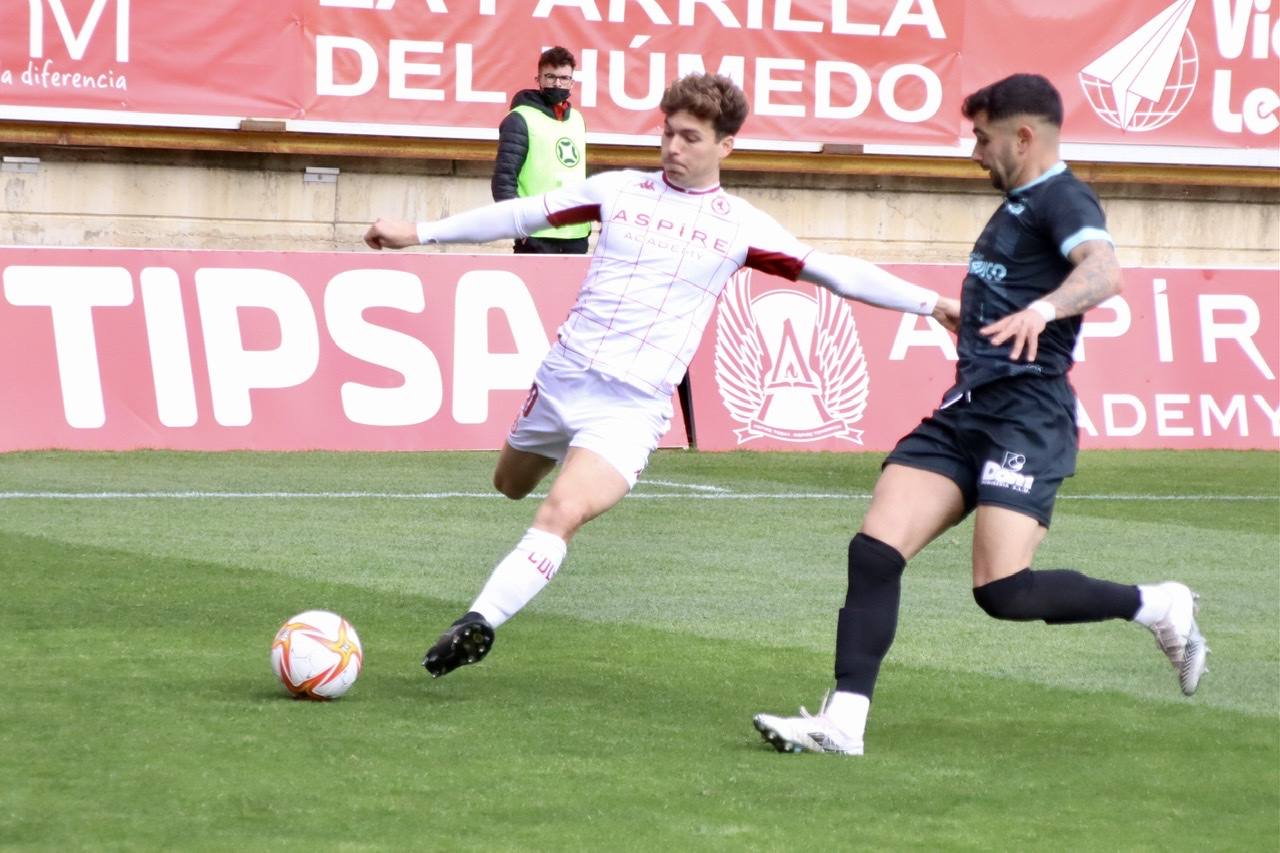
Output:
[29,0,129,62]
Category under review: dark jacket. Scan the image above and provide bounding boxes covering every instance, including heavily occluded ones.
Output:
[490,89,578,202]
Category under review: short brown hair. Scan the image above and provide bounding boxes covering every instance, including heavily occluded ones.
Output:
[660,73,749,139]
[539,46,575,71]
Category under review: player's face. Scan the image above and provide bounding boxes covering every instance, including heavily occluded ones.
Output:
[970,111,1023,193]
[661,110,734,190]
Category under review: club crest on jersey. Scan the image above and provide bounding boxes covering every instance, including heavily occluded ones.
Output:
[555,137,581,167]
[714,271,869,445]
[711,196,731,215]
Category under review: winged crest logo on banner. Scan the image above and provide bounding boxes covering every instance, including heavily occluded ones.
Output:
[714,271,869,446]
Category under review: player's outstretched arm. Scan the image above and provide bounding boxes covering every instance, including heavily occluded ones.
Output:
[798,252,942,317]
[981,239,1121,361]
[932,296,960,332]
[363,197,553,251]
[364,218,419,250]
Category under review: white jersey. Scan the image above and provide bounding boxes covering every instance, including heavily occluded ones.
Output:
[416,168,939,397]
[540,169,814,395]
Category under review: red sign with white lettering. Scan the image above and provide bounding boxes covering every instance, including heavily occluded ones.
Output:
[0,0,1274,153]
[1,249,1276,452]
[686,264,1280,451]
[0,248,686,451]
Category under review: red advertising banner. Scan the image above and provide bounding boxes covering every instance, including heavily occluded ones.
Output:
[0,248,687,451]
[686,264,1279,451]
[961,0,1280,148]
[2,248,1276,452]
[0,0,1274,152]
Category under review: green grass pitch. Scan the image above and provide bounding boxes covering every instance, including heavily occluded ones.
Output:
[2,449,1277,851]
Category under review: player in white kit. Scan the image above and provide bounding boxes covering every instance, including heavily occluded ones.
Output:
[364,73,960,679]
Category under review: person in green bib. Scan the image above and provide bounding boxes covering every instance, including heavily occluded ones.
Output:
[491,46,590,254]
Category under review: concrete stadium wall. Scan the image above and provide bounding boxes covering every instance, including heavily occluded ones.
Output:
[2,141,1277,270]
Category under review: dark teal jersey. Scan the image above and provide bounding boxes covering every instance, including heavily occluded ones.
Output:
[945,162,1111,403]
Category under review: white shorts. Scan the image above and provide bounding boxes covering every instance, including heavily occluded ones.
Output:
[507,346,673,489]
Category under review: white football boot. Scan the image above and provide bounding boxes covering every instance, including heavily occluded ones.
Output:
[753,697,863,756]
[1148,582,1209,696]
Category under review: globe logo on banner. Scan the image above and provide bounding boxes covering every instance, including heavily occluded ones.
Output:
[714,271,868,445]
[1078,0,1200,132]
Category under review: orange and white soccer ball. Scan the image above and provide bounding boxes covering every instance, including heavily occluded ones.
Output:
[270,610,364,700]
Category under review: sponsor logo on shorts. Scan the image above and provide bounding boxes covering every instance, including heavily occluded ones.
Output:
[1002,451,1026,472]
[981,453,1035,494]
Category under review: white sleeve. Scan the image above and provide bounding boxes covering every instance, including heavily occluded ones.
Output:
[416,196,550,245]
[799,251,939,315]
[416,173,610,245]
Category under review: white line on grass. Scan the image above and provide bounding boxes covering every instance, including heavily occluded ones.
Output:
[643,479,731,493]
[0,491,1274,501]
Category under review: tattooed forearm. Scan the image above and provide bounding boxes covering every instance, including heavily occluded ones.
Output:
[1043,242,1122,319]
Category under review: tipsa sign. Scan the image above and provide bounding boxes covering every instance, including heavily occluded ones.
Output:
[0,249,688,451]
[1,248,1276,452]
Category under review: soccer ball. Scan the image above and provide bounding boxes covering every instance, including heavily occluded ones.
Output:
[270,610,364,700]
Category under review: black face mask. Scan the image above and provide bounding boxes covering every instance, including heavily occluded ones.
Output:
[541,87,571,106]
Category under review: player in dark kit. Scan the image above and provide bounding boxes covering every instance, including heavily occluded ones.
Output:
[753,73,1210,756]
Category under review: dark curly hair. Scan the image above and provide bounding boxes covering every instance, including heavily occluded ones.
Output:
[659,73,749,139]
[962,73,1063,127]
[538,46,576,71]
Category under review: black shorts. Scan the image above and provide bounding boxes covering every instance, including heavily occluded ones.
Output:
[883,376,1078,527]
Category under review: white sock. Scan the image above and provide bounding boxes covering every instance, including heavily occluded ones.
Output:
[469,528,567,628]
[824,691,870,742]
[1133,583,1173,627]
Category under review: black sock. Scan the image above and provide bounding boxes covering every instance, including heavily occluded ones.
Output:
[973,568,1141,624]
[834,533,906,699]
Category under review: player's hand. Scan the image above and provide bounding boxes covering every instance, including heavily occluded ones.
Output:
[932,296,960,333]
[363,218,419,250]
[981,308,1047,362]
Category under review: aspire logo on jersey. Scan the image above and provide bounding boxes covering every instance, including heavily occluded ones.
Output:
[607,207,732,255]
